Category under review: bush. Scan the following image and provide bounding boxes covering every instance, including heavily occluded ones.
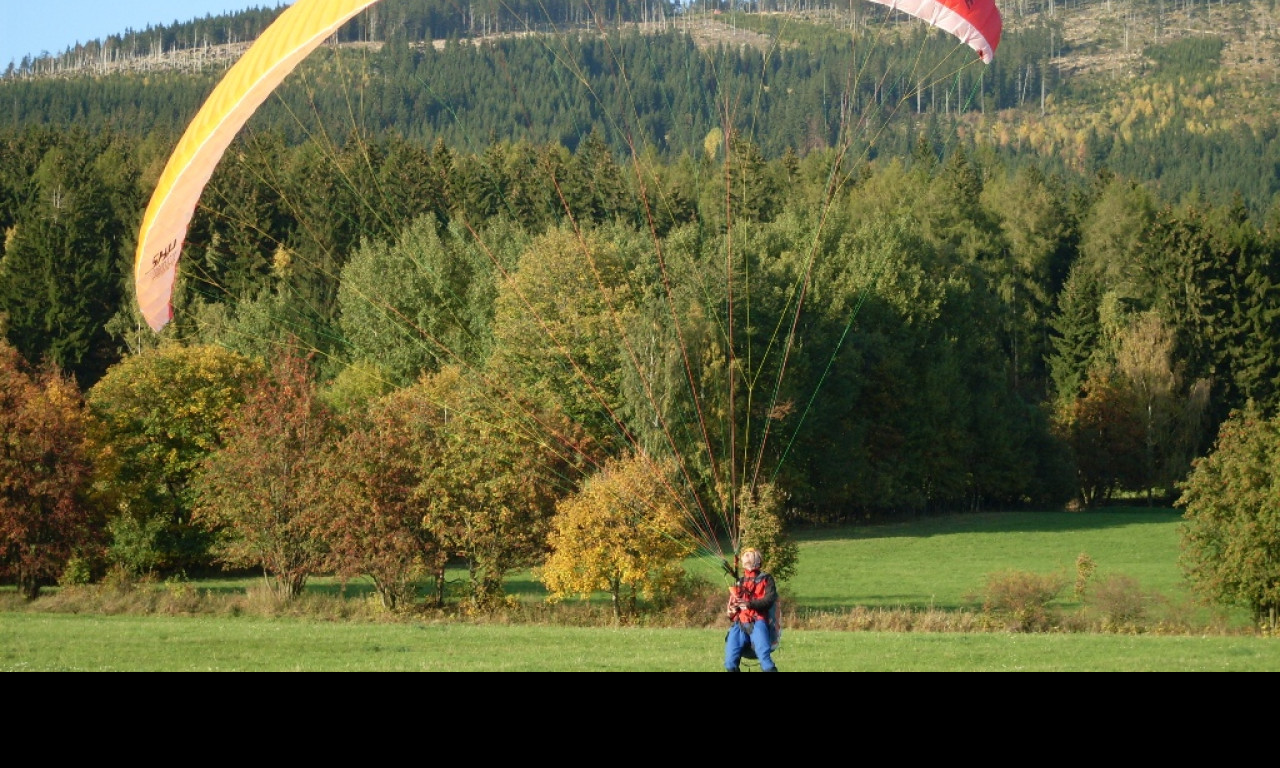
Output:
[738,483,799,583]
[658,573,728,629]
[105,513,166,578]
[975,569,1067,632]
[58,556,94,587]
[1074,552,1096,600]
[1086,573,1149,633]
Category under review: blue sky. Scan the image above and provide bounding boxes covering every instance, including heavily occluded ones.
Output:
[1,1,293,68]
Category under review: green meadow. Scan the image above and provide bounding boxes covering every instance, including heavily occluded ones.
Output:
[4,507,1277,671]
[779,507,1199,611]
[4,613,1276,671]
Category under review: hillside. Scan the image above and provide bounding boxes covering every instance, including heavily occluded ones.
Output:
[1041,0,1279,117]
[11,2,1277,92]
[10,2,1278,124]
[4,1,1278,219]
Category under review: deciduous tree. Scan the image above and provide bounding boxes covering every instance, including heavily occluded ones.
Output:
[191,348,334,598]
[1055,372,1146,506]
[316,389,448,611]
[1113,311,1210,501]
[487,226,637,461]
[414,365,581,609]
[85,343,265,575]
[540,452,693,620]
[0,341,98,599]
[338,214,497,386]
[982,164,1074,396]
[1076,176,1155,304]
[1178,402,1280,628]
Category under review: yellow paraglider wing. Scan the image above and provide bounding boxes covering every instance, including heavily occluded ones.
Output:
[134,0,381,332]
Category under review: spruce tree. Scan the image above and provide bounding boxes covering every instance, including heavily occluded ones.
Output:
[0,137,124,387]
[1048,261,1103,406]
[1214,199,1280,416]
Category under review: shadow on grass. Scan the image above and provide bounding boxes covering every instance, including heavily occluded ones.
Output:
[788,506,1185,544]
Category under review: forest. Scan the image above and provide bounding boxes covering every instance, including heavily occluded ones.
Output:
[2,0,1279,610]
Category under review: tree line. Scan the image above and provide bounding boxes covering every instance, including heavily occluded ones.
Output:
[3,117,1279,609]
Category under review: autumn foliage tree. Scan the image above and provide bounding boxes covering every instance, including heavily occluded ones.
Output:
[316,388,449,611]
[414,365,581,609]
[540,452,694,620]
[1055,372,1146,506]
[85,343,265,575]
[1112,312,1211,502]
[0,341,99,599]
[191,347,334,599]
[486,226,636,462]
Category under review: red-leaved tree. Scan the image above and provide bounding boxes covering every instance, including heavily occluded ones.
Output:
[1056,372,1146,505]
[191,347,333,599]
[316,388,449,611]
[0,341,100,599]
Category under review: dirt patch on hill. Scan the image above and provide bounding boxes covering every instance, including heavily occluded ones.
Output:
[1050,1,1280,82]
[681,17,776,52]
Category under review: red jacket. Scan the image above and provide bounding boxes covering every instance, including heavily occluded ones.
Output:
[730,569,777,626]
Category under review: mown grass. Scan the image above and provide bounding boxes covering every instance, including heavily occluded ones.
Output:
[2,507,1276,671]
[3,613,1277,671]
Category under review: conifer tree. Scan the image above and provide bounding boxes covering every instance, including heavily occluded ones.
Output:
[1212,199,1280,415]
[1048,262,1103,406]
[0,136,125,387]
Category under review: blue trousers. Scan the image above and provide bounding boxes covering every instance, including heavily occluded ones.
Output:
[724,619,776,671]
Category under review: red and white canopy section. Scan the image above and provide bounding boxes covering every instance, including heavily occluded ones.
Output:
[867,0,1003,62]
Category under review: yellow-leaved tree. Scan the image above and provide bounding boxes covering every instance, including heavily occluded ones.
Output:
[86,342,266,576]
[539,452,693,621]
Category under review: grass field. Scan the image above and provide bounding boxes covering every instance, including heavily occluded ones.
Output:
[3,506,1277,671]
[4,613,1277,671]
[779,506,1206,611]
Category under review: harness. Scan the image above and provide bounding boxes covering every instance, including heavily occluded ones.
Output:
[726,569,781,660]
[731,571,772,626]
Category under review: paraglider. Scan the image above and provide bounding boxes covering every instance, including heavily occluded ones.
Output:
[132,0,1003,332]
[134,0,381,332]
[866,0,1003,63]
